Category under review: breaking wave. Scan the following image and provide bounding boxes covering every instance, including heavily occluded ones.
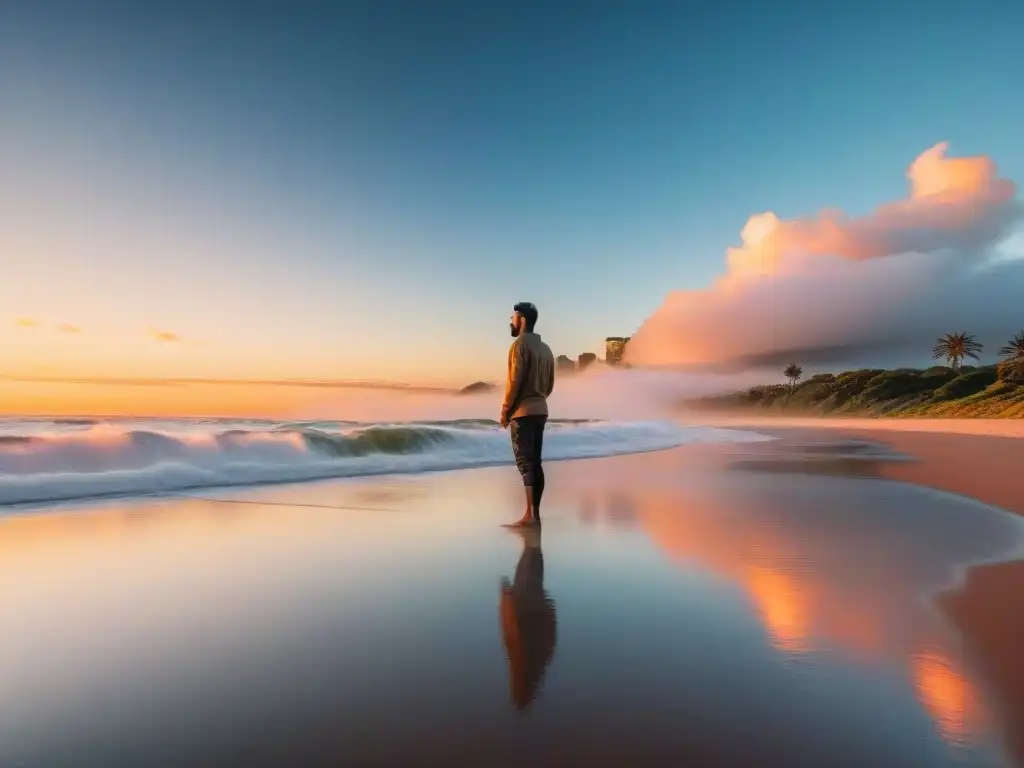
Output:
[0,418,769,507]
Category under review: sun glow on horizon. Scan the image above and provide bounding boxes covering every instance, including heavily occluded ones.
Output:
[0,382,316,418]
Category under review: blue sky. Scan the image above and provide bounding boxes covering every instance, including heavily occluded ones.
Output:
[3,0,1023,386]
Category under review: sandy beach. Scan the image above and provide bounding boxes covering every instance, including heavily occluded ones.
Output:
[700,416,1024,516]
[3,422,1024,766]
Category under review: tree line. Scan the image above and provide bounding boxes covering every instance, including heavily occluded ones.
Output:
[783,331,1024,388]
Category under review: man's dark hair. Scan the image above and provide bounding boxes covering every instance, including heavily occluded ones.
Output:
[514,302,539,332]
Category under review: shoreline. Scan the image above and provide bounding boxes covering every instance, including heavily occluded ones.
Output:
[690,413,1024,436]
[690,416,1024,517]
[4,416,1023,518]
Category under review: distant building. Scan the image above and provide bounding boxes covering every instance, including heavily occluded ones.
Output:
[577,352,597,372]
[605,336,630,365]
[555,354,576,374]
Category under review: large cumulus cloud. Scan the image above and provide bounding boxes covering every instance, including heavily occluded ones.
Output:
[626,143,1024,371]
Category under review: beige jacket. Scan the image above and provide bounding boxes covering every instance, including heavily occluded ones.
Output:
[502,332,555,420]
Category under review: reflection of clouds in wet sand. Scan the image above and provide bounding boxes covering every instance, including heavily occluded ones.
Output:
[576,492,637,529]
[639,486,1010,748]
[744,566,811,654]
[561,448,1024,752]
[605,492,637,529]
[938,560,1024,764]
[499,528,557,711]
[578,495,598,524]
[913,647,987,749]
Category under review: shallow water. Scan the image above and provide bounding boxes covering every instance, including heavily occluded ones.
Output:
[0,442,1021,766]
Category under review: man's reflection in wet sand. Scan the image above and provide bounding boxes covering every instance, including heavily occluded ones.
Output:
[499,527,557,710]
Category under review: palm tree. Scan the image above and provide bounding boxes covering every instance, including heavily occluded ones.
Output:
[932,332,983,370]
[998,331,1024,380]
[783,363,803,391]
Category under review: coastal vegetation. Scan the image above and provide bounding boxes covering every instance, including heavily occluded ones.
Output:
[783,363,803,391]
[998,331,1024,380]
[932,332,983,369]
[690,331,1024,418]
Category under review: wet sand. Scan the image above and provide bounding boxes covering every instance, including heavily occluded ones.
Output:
[699,415,1024,515]
[2,428,1024,766]
[703,417,1024,767]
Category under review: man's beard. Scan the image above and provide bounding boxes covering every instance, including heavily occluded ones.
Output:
[510,323,520,337]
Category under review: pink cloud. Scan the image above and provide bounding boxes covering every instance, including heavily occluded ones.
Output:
[58,323,82,334]
[626,143,1023,370]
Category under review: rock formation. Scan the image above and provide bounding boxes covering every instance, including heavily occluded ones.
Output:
[458,381,497,395]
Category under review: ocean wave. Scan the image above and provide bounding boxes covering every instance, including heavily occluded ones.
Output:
[0,420,769,507]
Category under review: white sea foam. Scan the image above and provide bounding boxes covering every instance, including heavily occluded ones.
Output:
[0,418,769,506]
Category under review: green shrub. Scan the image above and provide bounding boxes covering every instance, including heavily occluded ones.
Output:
[929,367,999,402]
[998,360,1024,384]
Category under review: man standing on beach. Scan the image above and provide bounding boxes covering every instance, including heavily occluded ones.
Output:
[501,302,555,527]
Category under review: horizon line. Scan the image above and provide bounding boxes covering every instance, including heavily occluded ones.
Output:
[0,374,462,393]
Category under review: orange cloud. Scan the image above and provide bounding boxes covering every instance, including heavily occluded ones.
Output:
[627,143,1023,370]
[148,326,182,343]
[15,319,84,334]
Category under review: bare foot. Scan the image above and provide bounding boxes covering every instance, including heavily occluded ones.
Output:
[502,518,539,528]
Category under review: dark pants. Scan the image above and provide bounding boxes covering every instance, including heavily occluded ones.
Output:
[510,415,547,518]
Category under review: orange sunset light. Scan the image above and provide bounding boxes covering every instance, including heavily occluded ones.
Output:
[0,382,317,419]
